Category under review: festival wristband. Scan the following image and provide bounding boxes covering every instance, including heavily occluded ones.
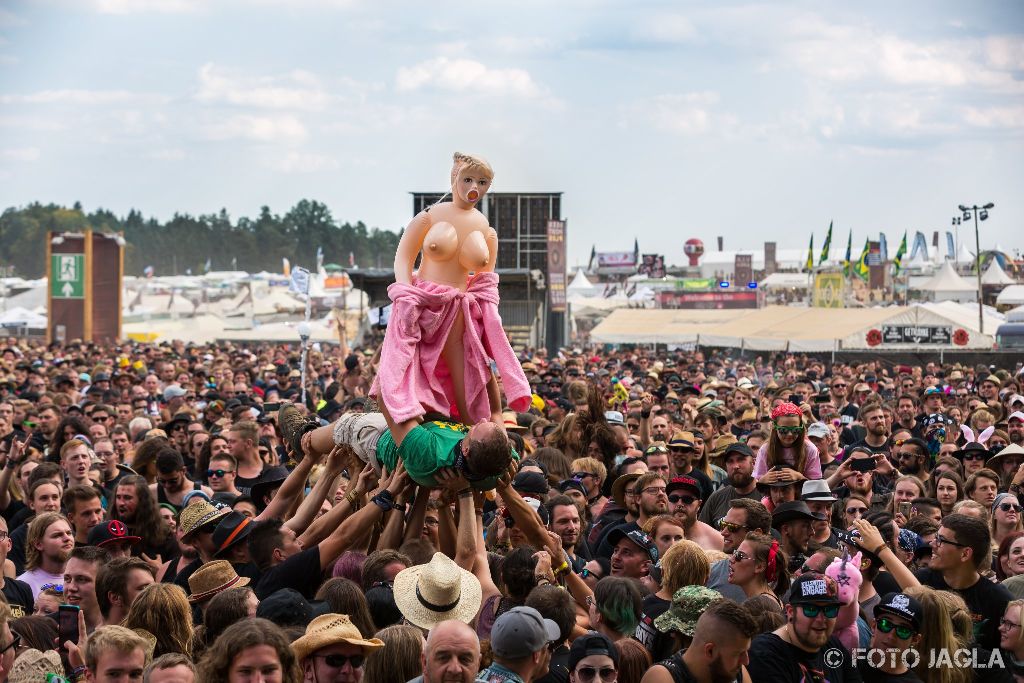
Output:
[872,543,887,555]
[553,559,570,576]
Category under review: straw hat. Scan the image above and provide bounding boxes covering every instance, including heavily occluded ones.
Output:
[393,552,482,629]
[187,559,250,603]
[179,500,230,541]
[291,613,385,662]
[9,649,63,683]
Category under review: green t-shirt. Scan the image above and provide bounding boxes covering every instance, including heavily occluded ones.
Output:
[376,420,516,489]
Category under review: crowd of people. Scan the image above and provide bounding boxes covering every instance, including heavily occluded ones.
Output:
[0,338,1023,682]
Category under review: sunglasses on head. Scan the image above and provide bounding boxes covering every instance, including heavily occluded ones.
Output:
[668,494,697,505]
[801,604,840,619]
[315,653,364,669]
[876,617,915,640]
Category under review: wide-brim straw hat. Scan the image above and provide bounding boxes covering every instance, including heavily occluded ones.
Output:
[393,552,482,630]
[179,500,231,541]
[188,559,250,603]
[292,613,385,662]
[9,649,64,683]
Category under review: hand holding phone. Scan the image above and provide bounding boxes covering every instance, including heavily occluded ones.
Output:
[59,604,81,653]
[850,458,876,473]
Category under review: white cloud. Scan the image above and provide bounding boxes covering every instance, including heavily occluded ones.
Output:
[150,148,185,161]
[963,105,1024,130]
[626,92,728,136]
[1,147,40,161]
[195,63,330,111]
[0,89,166,105]
[89,0,203,14]
[632,14,698,44]
[272,151,341,173]
[396,57,540,97]
[985,36,1024,71]
[203,114,307,142]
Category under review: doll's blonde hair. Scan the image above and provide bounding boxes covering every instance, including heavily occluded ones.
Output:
[451,152,494,185]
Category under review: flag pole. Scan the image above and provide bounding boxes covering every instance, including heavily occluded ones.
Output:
[299,274,312,407]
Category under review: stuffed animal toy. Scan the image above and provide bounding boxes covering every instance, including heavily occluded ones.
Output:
[825,549,863,652]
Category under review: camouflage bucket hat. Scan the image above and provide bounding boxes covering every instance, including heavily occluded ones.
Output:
[654,585,723,636]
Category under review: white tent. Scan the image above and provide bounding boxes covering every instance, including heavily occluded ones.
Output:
[982,260,1015,286]
[915,261,977,302]
[0,306,47,327]
[997,285,1024,307]
[589,303,995,350]
[567,270,600,297]
[759,273,812,290]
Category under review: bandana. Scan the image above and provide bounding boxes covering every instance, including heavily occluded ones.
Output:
[770,402,802,421]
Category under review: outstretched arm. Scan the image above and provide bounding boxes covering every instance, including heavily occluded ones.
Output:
[282,446,348,533]
[257,445,322,523]
[317,462,409,571]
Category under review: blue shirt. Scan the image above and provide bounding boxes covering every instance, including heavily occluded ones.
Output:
[477,662,525,683]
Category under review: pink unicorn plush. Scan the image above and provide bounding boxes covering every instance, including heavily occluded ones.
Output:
[824,550,863,652]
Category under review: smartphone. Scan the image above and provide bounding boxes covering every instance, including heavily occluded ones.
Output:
[850,458,876,473]
[263,402,281,413]
[59,604,80,650]
[899,502,911,518]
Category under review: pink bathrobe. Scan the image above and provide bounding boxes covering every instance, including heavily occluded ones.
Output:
[371,272,532,424]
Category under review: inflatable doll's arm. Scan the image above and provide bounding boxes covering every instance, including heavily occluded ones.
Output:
[394,211,431,284]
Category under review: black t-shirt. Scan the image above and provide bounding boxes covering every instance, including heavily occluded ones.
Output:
[171,557,202,591]
[857,663,922,682]
[914,568,1012,650]
[8,519,31,575]
[1,577,34,618]
[8,506,32,532]
[534,643,569,683]
[846,439,890,457]
[1,500,26,526]
[254,546,323,600]
[748,633,862,683]
[635,593,675,662]
[236,466,288,497]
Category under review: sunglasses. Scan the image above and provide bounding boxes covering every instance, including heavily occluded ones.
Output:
[315,653,364,669]
[933,533,968,548]
[575,666,617,683]
[732,549,751,562]
[846,507,867,516]
[669,494,697,505]
[963,452,986,461]
[999,503,1024,513]
[801,604,840,619]
[775,426,804,435]
[207,469,233,478]
[718,520,747,533]
[876,617,915,640]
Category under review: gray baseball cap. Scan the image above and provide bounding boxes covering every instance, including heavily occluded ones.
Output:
[490,606,560,659]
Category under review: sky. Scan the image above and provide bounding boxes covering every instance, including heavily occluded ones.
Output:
[1,0,1022,268]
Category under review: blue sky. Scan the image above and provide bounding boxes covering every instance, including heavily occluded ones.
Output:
[1,0,1022,267]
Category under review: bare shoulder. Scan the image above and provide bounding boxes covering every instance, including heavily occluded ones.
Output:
[640,664,674,683]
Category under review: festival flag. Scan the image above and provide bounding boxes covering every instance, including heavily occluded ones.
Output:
[289,267,311,296]
[879,233,889,262]
[819,221,832,265]
[805,235,814,272]
[203,257,211,273]
[892,232,908,275]
[316,246,324,272]
[842,230,852,278]
[855,237,870,281]
[282,257,291,276]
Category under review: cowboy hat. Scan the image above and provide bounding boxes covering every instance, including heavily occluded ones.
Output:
[986,443,1024,472]
[393,552,482,629]
[187,559,250,603]
[292,613,384,662]
[611,472,642,508]
[179,500,231,541]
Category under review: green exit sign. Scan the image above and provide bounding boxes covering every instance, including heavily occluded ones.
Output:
[51,254,85,299]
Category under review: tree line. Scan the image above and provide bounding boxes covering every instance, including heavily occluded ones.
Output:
[0,200,402,278]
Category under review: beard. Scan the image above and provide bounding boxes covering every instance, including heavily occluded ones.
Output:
[899,461,921,476]
[709,654,742,683]
[1011,432,1024,445]
[729,470,754,488]
[641,500,668,517]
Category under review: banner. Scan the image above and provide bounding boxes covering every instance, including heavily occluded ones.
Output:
[679,278,718,291]
[735,254,753,286]
[909,231,928,262]
[289,267,310,296]
[657,290,757,309]
[946,232,955,260]
[593,251,636,268]
[547,220,567,312]
[813,273,845,308]
[765,242,777,275]
[638,254,665,279]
